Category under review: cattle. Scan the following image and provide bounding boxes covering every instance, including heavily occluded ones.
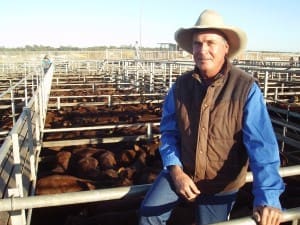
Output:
[76,156,100,179]
[51,151,72,174]
[97,151,117,170]
[36,174,96,195]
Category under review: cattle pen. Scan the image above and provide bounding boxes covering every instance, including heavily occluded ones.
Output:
[0,50,300,225]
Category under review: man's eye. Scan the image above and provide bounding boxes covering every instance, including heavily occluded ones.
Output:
[207,41,216,46]
[193,42,202,47]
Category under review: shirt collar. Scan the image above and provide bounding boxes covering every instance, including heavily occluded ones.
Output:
[192,58,230,86]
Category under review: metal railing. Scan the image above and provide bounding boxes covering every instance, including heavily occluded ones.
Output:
[214,207,300,225]
[1,59,300,225]
[0,64,54,225]
[0,166,299,224]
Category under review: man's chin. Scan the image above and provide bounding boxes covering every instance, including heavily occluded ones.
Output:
[196,62,211,69]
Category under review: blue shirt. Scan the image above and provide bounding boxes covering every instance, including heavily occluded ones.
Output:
[42,58,52,69]
[159,82,285,209]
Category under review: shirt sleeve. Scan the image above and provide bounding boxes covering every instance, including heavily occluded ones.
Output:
[159,84,183,168]
[243,82,285,209]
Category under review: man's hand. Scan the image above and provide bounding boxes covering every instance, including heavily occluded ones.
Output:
[253,205,282,225]
[168,165,200,201]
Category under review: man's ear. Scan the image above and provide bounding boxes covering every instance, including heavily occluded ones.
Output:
[224,42,229,55]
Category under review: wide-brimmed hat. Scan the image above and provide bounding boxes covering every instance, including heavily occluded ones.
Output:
[175,9,247,59]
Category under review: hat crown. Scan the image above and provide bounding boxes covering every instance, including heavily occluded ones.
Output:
[194,9,224,27]
[175,9,247,59]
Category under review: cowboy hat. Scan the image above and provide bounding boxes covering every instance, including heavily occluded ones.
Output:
[175,9,247,59]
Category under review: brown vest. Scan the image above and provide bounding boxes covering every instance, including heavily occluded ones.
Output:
[174,62,255,194]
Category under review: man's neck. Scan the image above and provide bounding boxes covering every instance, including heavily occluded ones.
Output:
[195,59,227,85]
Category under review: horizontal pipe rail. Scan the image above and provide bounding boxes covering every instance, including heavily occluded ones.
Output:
[245,164,300,182]
[271,119,300,132]
[0,185,150,212]
[268,105,300,119]
[43,122,160,133]
[48,93,165,99]
[47,100,164,108]
[213,207,300,225]
[0,78,25,99]
[0,165,299,212]
[0,197,299,225]
[42,134,162,147]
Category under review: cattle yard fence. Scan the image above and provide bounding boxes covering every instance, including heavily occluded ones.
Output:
[0,57,300,225]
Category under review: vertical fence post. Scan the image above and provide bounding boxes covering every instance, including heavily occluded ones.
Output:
[108,95,111,107]
[8,133,26,225]
[263,71,268,98]
[280,104,290,152]
[147,122,152,139]
[38,75,44,131]
[179,64,182,76]
[163,63,167,90]
[281,82,284,96]
[65,62,68,74]
[31,72,35,96]
[150,62,154,93]
[274,88,278,101]
[10,80,16,125]
[135,61,140,92]
[34,94,41,147]
[24,74,28,107]
[125,61,129,82]
[169,63,173,89]
[24,107,36,181]
[57,97,61,110]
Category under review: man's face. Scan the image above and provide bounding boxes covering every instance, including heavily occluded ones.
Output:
[192,31,229,78]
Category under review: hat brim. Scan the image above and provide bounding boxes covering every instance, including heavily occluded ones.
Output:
[175,26,247,59]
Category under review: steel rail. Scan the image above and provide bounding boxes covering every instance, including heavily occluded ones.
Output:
[0,165,299,212]
[43,122,160,133]
[212,207,300,225]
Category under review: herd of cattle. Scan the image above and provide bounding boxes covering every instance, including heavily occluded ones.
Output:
[31,100,300,225]
[31,102,164,224]
[1,84,299,224]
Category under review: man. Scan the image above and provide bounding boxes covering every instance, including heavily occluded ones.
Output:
[139,9,284,225]
[42,54,52,74]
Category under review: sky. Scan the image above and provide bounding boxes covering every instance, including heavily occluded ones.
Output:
[0,0,299,52]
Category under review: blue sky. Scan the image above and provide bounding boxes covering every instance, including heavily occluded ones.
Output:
[0,0,299,52]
